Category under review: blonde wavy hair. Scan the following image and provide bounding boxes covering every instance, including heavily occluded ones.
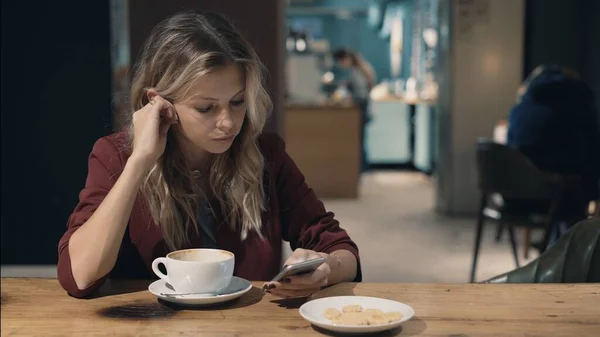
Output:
[126,11,272,250]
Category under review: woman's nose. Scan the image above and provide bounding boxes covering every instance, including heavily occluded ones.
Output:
[216,108,234,131]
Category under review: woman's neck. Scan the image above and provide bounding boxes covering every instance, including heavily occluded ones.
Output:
[176,136,213,172]
[188,152,213,173]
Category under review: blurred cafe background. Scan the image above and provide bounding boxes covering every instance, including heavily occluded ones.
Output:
[2,0,599,283]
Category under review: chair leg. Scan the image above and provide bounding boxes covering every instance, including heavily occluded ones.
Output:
[541,193,563,252]
[508,226,520,268]
[495,224,504,242]
[522,228,531,259]
[470,194,487,283]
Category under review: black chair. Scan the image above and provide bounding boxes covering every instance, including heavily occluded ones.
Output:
[470,139,585,283]
[484,217,600,283]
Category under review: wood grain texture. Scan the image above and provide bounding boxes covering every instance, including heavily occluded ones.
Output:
[1,278,599,336]
[284,105,361,199]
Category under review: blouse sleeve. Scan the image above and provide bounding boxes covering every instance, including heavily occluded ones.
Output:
[271,135,362,281]
[57,137,124,298]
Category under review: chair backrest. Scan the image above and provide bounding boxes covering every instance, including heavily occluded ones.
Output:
[485,217,600,283]
[476,139,561,199]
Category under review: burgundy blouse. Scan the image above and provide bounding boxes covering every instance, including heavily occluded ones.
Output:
[57,132,361,298]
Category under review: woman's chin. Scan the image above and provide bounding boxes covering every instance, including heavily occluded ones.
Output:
[205,139,235,154]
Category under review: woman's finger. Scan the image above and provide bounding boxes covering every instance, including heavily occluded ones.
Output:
[161,104,176,121]
[288,273,327,287]
[158,120,172,136]
[284,248,310,265]
[152,98,177,123]
[159,107,178,126]
[147,96,171,116]
[268,281,322,291]
[288,265,330,286]
[147,97,177,136]
[269,287,320,299]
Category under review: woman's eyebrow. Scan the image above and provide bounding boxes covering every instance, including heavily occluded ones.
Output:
[230,88,246,99]
[187,88,246,102]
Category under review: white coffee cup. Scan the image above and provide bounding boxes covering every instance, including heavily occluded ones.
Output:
[152,248,235,294]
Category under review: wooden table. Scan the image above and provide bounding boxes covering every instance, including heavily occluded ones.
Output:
[2,278,599,336]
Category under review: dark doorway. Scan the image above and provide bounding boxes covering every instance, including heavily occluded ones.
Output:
[1,0,113,264]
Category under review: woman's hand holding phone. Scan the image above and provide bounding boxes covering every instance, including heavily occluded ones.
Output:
[265,248,332,299]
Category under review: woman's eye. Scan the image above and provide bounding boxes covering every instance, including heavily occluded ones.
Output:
[230,99,245,107]
[195,105,213,113]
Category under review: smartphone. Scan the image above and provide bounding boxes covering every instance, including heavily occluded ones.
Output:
[269,257,326,283]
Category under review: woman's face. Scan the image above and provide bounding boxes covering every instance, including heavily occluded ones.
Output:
[172,63,247,160]
[337,56,352,68]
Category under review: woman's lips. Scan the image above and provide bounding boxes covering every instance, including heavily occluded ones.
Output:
[214,135,234,141]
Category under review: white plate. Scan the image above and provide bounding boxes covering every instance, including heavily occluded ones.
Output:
[148,276,252,306]
[299,296,415,334]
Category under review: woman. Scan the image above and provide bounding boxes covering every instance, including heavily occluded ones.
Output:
[332,48,376,174]
[58,11,360,299]
[507,64,600,244]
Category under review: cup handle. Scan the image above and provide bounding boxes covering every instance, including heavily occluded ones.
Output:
[152,257,168,280]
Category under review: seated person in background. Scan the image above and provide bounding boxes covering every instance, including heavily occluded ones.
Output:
[57,10,360,299]
[506,65,600,241]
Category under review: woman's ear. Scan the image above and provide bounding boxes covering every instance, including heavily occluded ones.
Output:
[146,88,159,103]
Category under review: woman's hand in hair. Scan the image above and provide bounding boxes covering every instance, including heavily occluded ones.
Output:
[130,93,179,171]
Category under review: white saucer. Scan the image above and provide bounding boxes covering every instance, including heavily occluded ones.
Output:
[148,276,252,306]
[299,296,415,334]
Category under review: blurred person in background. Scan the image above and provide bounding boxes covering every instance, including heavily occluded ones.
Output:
[332,48,376,175]
[506,64,600,244]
